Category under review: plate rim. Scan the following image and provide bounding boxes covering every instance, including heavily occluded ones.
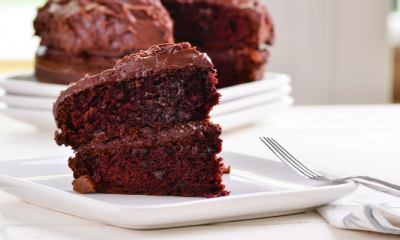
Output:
[0,69,61,87]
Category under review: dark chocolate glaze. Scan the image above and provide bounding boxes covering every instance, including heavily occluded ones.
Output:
[34,0,174,56]
[53,42,213,125]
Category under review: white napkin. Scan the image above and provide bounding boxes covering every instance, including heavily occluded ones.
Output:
[316,186,400,234]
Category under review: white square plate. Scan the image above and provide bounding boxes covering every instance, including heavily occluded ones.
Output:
[0,70,291,100]
[0,70,67,98]
[0,152,357,229]
[0,96,293,132]
[0,83,292,112]
[0,70,293,131]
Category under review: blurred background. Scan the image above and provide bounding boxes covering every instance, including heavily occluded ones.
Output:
[0,0,400,104]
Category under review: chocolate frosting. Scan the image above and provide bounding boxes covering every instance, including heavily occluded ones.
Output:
[34,0,174,57]
[76,120,221,152]
[53,42,213,123]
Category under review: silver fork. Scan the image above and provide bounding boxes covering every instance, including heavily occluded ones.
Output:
[260,136,400,198]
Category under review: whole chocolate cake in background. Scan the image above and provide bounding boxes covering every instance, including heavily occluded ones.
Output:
[33,0,174,85]
[202,46,269,87]
[161,0,274,88]
[53,43,230,197]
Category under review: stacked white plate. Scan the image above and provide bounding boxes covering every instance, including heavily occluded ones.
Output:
[0,70,293,131]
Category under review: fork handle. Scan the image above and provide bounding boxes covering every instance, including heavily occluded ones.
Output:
[340,176,400,198]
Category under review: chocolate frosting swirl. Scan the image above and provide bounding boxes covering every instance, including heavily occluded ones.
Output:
[34,0,174,57]
[53,42,213,122]
[115,42,213,71]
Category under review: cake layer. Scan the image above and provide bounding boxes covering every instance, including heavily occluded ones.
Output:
[35,47,119,84]
[199,46,269,88]
[34,0,173,56]
[69,122,227,197]
[162,0,274,50]
[54,43,220,149]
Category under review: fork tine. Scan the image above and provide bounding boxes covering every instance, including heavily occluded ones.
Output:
[261,137,316,178]
[269,138,321,177]
[260,137,312,178]
[261,137,321,178]
[267,137,322,178]
[259,137,288,164]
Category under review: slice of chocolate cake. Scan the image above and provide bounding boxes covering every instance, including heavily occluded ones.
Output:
[54,43,229,197]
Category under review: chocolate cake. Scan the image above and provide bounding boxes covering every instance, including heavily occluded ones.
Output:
[34,0,174,85]
[53,43,229,197]
[161,0,274,88]
[199,46,269,88]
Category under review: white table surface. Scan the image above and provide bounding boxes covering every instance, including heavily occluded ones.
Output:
[1,105,400,240]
